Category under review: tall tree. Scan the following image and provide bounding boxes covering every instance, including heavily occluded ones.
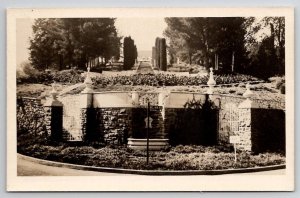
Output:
[245,17,285,77]
[159,38,167,71]
[164,17,247,72]
[29,18,64,70]
[29,18,121,70]
[155,37,161,69]
[123,36,136,70]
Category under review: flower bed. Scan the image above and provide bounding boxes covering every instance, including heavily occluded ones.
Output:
[92,73,259,87]
[17,68,260,87]
[18,143,285,171]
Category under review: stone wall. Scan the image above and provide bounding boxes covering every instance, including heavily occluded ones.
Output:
[81,107,164,146]
[16,97,47,136]
[97,108,131,145]
[251,109,285,153]
[131,107,164,139]
[165,108,218,146]
[17,91,286,152]
[218,96,244,144]
[236,108,252,151]
[60,95,82,141]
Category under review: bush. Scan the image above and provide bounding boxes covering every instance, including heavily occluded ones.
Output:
[17,62,50,84]
[52,69,84,84]
[18,143,285,170]
[92,73,259,87]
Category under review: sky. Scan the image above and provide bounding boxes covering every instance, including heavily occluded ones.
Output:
[16,18,167,66]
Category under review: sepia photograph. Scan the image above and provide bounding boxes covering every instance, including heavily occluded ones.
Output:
[7,8,294,191]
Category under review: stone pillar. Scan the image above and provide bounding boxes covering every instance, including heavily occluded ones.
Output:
[159,90,170,139]
[80,67,95,142]
[44,83,63,141]
[237,83,257,151]
[131,91,139,106]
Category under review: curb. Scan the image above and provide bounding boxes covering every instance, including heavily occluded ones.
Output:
[18,154,286,175]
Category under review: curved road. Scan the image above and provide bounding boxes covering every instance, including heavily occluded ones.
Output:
[17,155,130,176]
[17,155,285,176]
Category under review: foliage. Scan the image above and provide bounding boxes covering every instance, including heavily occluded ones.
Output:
[92,73,259,87]
[17,69,84,84]
[164,17,285,78]
[153,37,167,71]
[123,37,137,70]
[29,18,121,71]
[17,61,40,79]
[19,143,285,170]
[245,17,285,78]
[52,69,84,83]
[164,17,248,72]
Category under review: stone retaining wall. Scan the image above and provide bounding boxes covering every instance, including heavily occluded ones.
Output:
[16,97,47,136]
[17,91,286,152]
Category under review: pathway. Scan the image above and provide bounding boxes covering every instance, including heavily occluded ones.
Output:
[136,61,154,74]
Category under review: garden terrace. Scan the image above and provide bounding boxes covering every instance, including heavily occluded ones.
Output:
[17,69,261,86]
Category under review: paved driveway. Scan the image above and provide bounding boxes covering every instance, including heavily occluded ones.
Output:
[17,155,130,176]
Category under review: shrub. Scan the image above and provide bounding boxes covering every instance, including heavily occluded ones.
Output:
[18,143,285,171]
[17,62,50,84]
[92,73,259,87]
[52,69,84,84]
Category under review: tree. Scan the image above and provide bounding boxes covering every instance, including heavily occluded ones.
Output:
[164,17,248,72]
[159,38,167,71]
[153,37,167,71]
[245,17,285,77]
[29,19,64,70]
[155,37,161,69]
[29,18,121,71]
[123,36,136,70]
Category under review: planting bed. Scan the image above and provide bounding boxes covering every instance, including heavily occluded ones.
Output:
[17,140,285,171]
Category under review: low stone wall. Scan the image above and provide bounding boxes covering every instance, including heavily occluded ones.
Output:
[60,95,82,141]
[16,97,47,136]
[97,107,132,145]
[165,108,218,146]
[17,90,286,153]
[251,109,285,153]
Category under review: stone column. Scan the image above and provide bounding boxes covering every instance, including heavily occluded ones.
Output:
[44,83,63,141]
[158,89,170,139]
[237,83,257,151]
[80,67,95,142]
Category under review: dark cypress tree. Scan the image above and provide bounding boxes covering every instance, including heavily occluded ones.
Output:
[123,36,136,70]
[134,45,138,63]
[160,38,167,71]
[155,37,161,69]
